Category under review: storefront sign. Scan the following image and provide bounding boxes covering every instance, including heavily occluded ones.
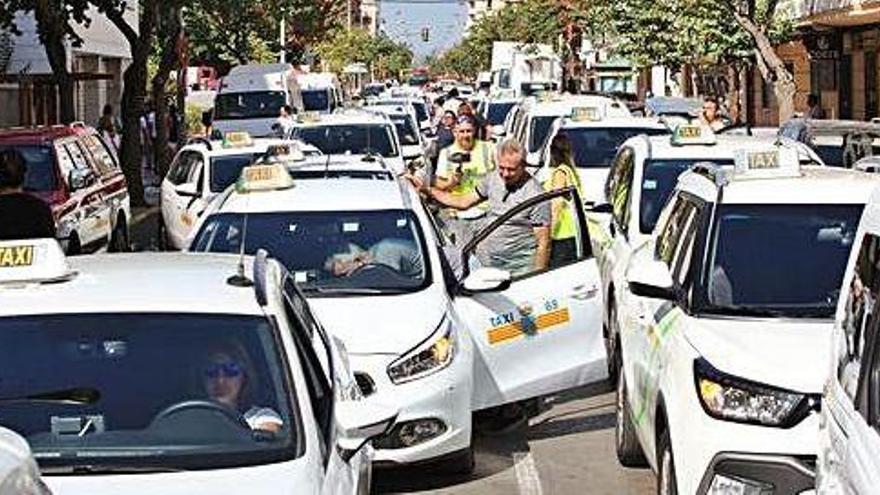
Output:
[805,31,842,60]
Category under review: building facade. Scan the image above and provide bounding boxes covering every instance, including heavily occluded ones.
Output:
[0,6,136,127]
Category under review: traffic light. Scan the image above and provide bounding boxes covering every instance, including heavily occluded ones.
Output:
[421,27,429,42]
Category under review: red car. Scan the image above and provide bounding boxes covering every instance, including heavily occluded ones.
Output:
[0,124,131,254]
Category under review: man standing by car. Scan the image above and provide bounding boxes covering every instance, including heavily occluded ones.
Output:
[410,139,550,276]
[0,150,56,240]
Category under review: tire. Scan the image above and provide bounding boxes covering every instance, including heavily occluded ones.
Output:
[606,302,619,383]
[157,217,169,251]
[656,426,678,495]
[616,369,647,467]
[66,234,81,256]
[108,217,129,253]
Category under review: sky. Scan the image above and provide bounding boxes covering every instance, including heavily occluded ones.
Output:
[378,0,467,63]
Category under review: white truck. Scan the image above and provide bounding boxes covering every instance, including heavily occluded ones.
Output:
[212,63,304,137]
[490,41,562,97]
[296,72,343,114]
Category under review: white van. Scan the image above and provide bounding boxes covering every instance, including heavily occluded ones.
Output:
[297,72,343,114]
[213,64,305,137]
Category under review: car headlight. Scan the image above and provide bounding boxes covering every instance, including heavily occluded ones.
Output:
[693,358,818,427]
[387,320,455,384]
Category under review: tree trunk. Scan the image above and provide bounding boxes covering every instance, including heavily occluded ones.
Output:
[119,58,146,207]
[151,10,182,178]
[33,0,75,123]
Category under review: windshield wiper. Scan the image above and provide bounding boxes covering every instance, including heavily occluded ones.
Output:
[701,305,788,318]
[0,387,100,406]
[41,464,183,475]
[300,286,390,295]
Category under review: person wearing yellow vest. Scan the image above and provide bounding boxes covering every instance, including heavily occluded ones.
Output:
[433,115,496,245]
[543,134,583,266]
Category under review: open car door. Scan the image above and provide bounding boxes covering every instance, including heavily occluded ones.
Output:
[454,187,608,411]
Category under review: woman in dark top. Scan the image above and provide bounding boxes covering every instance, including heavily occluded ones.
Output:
[0,149,56,241]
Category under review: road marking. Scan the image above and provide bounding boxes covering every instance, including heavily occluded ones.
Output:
[512,452,543,495]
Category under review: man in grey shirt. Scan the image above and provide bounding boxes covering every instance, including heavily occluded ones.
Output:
[408,139,551,277]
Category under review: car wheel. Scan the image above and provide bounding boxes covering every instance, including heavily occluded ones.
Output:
[66,233,81,256]
[157,218,169,251]
[656,427,677,495]
[109,217,129,252]
[606,302,619,383]
[616,368,647,467]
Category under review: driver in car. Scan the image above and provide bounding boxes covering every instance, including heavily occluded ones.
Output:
[201,341,283,434]
[324,239,423,278]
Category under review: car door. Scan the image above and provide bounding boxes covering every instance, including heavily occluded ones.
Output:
[845,312,880,494]
[454,187,607,410]
[161,151,193,247]
[62,139,108,248]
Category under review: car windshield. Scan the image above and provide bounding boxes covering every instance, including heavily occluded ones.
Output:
[639,159,734,234]
[529,116,558,152]
[215,92,286,120]
[486,102,516,126]
[562,127,668,170]
[411,102,429,123]
[210,154,260,192]
[0,313,297,472]
[363,85,385,98]
[293,125,398,157]
[391,116,420,145]
[700,204,862,318]
[0,145,56,192]
[191,210,430,295]
[301,89,330,112]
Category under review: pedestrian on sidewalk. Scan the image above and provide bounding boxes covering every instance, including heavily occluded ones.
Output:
[0,149,56,241]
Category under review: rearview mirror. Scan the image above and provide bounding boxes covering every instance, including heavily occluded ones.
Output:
[174,182,199,198]
[335,401,397,463]
[627,260,675,300]
[68,168,96,191]
[461,267,511,293]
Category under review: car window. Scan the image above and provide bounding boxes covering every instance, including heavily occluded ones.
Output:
[609,147,635,235]
[168,151,196,186]
[528,116,557,153]
[670,199,701,288]
[560,127,668,169]
[215,91,286,120]
[65,141,94,172]
[293,125,398,158]
[210,154,260,192]
[79,134,118,175]
[0,145,56,192]
[0,313,299,471]
[656,195,695,266]
[839,234,880,402]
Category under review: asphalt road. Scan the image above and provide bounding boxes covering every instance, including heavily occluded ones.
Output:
[130,208,656,495]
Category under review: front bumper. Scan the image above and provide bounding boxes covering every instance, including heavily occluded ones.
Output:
[349,351,472,465]
[697,452,815,494]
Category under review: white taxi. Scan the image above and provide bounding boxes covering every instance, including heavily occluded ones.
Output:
[818,186,880,494]
[159,132,320,250]
[289,111,407,174]
[613,153,880,494]
[537,109,668,205]
[188,158,610,471]
[506,94,632,166]
[596,125,825,379]
[363,105,426,165]
[0,239,396,494]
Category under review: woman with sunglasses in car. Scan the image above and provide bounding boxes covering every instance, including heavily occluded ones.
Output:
[201,340,283,433]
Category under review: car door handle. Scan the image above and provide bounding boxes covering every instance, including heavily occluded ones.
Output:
[569,284,597,300]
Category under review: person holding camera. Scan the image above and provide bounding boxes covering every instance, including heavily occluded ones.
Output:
[433,115,496,244]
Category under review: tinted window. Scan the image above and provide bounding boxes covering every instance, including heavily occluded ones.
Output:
[639,159,734,234]
[561,127,668,169]
[411,102,429,123]
[301,90,330,112]
[192,210,430,295]
[701,204,862,318]
[293,125,398,158]
[0,313,297,471]
[0,145,56,192]
[486,102,516,126]
[215,91,286,120]
[838,234,880,400]
[528,116,557,152]
[391,115,419,145]
[210,154,259,192]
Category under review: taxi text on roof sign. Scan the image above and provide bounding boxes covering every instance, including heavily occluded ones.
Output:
[570,106,601,122]
[0,239,71,285]
[732,146,801,179]
[223,131,254,148]
[298,111,321,123]
[235,163,295,193]
[671,123,717,146]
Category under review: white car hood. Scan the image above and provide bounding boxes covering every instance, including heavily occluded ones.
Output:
[308,287,448,355]
[44,459,311,494]
[685,316,833,393]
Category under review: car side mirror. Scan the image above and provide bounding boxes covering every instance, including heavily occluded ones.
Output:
[335,400,398,463]
[68,168,96,191]
[461,267,512,293]
[174,182,200,198]
[627,260,676,300]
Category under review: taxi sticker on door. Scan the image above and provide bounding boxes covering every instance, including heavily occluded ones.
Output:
[0,245,34,268]
[487,298,570,345]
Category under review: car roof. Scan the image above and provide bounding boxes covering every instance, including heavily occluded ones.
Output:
[0,125,82,145]
[0,253,264,317]
[180,138,318,157]
[523,94,630,117]
[634,134,816,161]
[217,174,412,214]
[559,116,667,130]
[679,166,880,205]
[298,112,391,127]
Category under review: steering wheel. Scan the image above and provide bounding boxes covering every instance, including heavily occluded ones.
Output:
[151,400,246,428]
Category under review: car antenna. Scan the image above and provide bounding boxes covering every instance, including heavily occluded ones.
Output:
[324,152,331,178]
[227,180,254,287]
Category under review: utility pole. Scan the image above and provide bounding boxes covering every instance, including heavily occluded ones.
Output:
[280,17,287,63]
[347,0,352,30]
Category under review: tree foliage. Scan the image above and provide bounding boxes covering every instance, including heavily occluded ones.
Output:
[316,28,413,80]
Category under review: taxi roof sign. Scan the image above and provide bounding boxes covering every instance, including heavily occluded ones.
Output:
[298,111,321,123]
[671,124,717,146]
[222,131,254,148]
[570,106,601,122]
[235,163,295,193]
[732,146,801,180]
[0,239,73,285]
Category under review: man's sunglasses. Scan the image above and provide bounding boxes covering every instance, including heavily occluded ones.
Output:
[204,361,243,379]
